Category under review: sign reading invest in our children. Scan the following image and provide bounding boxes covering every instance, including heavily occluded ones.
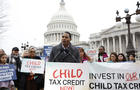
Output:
[89,62,140,90]
[0,64,17,81]
[21,58,45,74]
[45,62,89,90]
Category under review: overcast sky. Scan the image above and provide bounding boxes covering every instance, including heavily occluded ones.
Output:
[0,0,139,54]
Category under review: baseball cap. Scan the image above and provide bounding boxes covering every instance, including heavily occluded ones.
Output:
[12,47,19,51]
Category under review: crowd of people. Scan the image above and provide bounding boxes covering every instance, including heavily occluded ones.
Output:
[0,31,137,90]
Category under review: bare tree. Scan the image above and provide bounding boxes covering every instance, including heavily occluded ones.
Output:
[0,0,10,35]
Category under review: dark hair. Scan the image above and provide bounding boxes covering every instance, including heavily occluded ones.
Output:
[64,31,71,39]
[0,53,6,63]
[0,49,5,54]
[129,53,135,58]
[99,46,105,50]
[109,52,118,62]
[12,47,19,51]
[78,48,91,63]
[118,53,126,62]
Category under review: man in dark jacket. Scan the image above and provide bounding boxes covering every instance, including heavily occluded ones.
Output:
[7,47,21,89]
[49,31,80,63]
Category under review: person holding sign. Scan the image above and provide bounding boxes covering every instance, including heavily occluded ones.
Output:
[0,53,14,90]
[98,46,108,62]
[49,31,80,63]
[19,47,44,90]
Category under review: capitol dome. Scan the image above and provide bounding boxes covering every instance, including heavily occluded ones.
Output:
[50,1,75,24]
[44,0,80,46]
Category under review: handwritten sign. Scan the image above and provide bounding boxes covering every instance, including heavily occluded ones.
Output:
[21,58,45,74]
[0,64,17,81]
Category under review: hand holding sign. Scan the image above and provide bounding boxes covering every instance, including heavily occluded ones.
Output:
[21,58,45,74]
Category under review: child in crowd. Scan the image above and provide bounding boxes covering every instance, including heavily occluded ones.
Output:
[0,53,14,90]
[79,48,92,63]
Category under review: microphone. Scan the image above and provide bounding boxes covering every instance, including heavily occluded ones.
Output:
[64,49,78,62]
[51,48,64,62]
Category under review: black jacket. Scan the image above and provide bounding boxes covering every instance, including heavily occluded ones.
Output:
[49,43,80,63]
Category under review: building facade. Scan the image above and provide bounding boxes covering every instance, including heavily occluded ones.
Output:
[89,19,140,59]
[44,0,80,46]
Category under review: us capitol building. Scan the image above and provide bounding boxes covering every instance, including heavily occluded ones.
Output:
[89,16,140,59]
[44,0,89,48]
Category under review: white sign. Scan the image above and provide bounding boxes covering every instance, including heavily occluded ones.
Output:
[21,58,45,74]
[45,62,140,90]
[45,62,89,90]
[89,62,140,90]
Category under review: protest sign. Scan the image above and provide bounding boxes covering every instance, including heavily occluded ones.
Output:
[45,62,89,90]
[45,62,140,90]
[21,58,45,74]
[85,49,98,61]
[89,62,140,90]
[0,64,16,81]
[43,46,53,57]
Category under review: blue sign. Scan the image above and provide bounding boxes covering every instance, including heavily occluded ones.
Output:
[43,46,53,57]
[0,64,17,81]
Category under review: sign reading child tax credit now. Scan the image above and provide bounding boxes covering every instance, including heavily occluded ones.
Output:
[0,64,16,81]
[21,58,45,74]
[45,62,89,90]
[45,62,140,90]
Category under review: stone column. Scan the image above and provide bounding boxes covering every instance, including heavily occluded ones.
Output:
[50,34,51,41]
[57,33,59,41]
[133,33,136,48]
[60,33,61,41]
[101,39,104,46]
[73,35,75,43]
[54,33,56,42]
[113,36,116,52]
[94,41,97,49]
[53,33,55,41]
[59,33,61,41]
[107,38,110,54]
[48,34,50,41]
[119,35,122,53]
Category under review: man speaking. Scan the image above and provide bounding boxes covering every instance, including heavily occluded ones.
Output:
[49,32,80,63]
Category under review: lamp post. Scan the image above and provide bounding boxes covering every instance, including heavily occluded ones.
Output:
[116,1,140,58]
[21,41,29,50]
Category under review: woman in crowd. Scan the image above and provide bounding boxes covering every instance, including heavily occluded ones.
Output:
[79,48,92,63]
[98,46,108,62]
[107,52,118,63]
[19,47,44,90]
[118,53,127,62]
[128,53,136,62]
[21,50,29,58]
[0,53,14,90]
